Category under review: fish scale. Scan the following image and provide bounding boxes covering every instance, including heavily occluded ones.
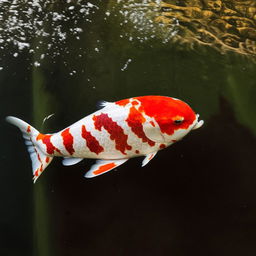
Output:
[6,95,204,182]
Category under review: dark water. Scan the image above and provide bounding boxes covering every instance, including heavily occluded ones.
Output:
[1,1,256,256]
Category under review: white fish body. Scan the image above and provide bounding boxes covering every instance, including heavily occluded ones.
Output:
[6,96,203,182]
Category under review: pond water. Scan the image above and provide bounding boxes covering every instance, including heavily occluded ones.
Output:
[1,1,256,256]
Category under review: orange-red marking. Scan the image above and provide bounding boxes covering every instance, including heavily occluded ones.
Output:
[159,144,166,149]
[93,113,132,155]
[81,125,104,154]
[36,133,61,155]
[149,154,154,160]
[61,128,75,155]
[33,146,42,163]
[36,133,44,140]
[93,163,116,175]
[150,121,155,127]
[36,151,42,162]
[131,100,139,106]
[27,125,31,133]
[115,99,130,106]
[126,106,155,147]
[34,164,43,177]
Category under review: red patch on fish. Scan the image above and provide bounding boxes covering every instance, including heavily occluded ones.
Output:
[36,151,42,162]
[61,128,75,155]
[148,154,154,160]
[93,163,116,175]
[150,121,155,127]
[136,96,195,135]
[93,113,132,155]
[126,106,155,147]
[159,144,166,149]
[132,100,139,106]
[115,99,130,106]
[33,146,42,163]
[45,157,50,163]
[81,125,104,154]
[35,164,43,177]
[27,125,31,133]
[36,134,61,155]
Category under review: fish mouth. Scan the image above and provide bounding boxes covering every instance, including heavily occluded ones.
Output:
[192,114,204,130]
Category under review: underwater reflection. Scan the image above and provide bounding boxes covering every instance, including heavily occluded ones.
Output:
[116,0,256,57]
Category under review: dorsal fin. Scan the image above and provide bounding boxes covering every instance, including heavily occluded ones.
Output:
[97,101,116,109]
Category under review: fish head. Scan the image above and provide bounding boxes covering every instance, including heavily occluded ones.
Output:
[155,98,204,142]
[132,96,204,143]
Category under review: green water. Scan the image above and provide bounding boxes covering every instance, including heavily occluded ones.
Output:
[1,1,256,256]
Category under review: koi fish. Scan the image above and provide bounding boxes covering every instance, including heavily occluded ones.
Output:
[6,95,203,183]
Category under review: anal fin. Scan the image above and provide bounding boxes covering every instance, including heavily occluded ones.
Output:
[85,159,128,178]
[62,157,83,166]
[142,152,157,167]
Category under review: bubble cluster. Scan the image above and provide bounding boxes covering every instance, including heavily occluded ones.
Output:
[0,0,179,73]
[0,0,99,70]
[106,0,179,44]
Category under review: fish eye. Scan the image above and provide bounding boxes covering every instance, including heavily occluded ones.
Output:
[173,119,184,125]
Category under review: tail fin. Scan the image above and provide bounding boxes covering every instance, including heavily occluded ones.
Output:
[6,116,53,183]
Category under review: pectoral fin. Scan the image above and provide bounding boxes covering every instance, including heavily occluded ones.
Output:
[62,157,83,166]
[142,152,157,167]
[85,159,128,178]
[143,120,164,143]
